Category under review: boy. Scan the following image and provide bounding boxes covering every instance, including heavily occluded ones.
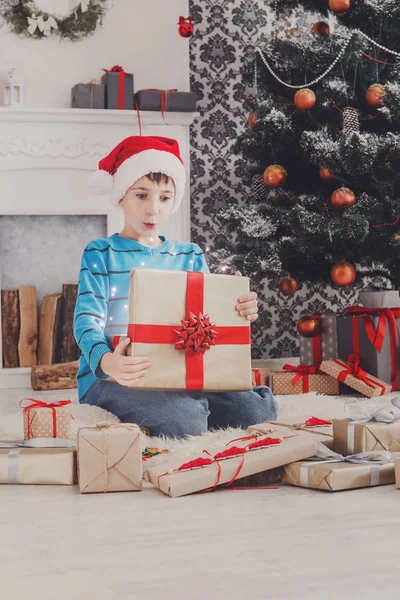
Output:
[74,136,277,438]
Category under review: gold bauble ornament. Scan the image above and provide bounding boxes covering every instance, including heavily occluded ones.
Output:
[263,165,288,188]
[328,0,351,14]
[294,89,316,111]
[279,278,298,297]
[297,316,321,338]
[319,167,336,181]
[312,22,330,36]
[331,187,356,209]
[330,261,356,286]
[366,84,387,108]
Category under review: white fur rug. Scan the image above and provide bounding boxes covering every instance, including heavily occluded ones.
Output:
[3,392,400,476]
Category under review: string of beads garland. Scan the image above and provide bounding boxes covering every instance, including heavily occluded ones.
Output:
[0,0,107,41]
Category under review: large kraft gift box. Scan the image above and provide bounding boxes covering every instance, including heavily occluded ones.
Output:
[20,398,72,440]
[299,314,338,365]
[77,423,142,493]
[126,269,252,391]
[333,419,400,455]
[320,358,391,398]
[0,440,76,485]
[283,451,395,492]
[271,365,339,395]
[147,425,320,498]
[249,419,334,449]
[336,308,400,390]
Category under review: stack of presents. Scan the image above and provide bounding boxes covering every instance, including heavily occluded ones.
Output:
[2,272,400,496]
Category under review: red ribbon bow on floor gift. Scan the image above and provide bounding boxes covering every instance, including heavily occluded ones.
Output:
[19,398,73,439]
[283,364,320,393]
[333,354,387,395]
[102,65,133,110]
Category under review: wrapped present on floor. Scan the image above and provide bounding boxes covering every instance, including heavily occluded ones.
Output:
[333,403,400,455]
[249,418,334,449]
[336,306,400,390]
[359,290,400,310]
[135,89,197,113]
[251,362,269,387]
[395,457,400,489]
[77,423,142,493]
[299,314,338,365]
[125,269,252,391]
[320,356,391,398]
[20,398,73,440]
[102,65,134,109]
[0,438,76,485]
[147,425,323,497]
[271,364,339,395]
[71,81,105,108]
[283,443,395,491]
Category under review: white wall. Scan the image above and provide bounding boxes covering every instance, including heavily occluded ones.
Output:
[0,0,190,107]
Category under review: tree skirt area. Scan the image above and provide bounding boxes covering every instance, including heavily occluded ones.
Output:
[2,391,400,483]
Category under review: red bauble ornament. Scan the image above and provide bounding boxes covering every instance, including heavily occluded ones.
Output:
[248,112,258,127]
[328,0,351,14]
[330,261,356,286]
[263,164,288,188]
[319,167,336,181]
[365,84,387,108]
[294,89,316,111]
[279,278,297,296]
[297,316,321,338]
[312,22,330,36]
[177,16,194,38]
[331,187,356,209]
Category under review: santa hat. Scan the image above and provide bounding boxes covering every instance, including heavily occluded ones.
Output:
[89,135,186,213]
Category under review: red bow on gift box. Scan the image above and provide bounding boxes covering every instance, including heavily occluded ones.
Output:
[333,354,387,395]
[283,364,321,393]
[19,398,73,439]
[102,65,133,110]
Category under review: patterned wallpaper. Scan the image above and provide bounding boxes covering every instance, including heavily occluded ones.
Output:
[189,0,373,359]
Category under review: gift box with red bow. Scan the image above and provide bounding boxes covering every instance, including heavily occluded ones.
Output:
[102,65,134,110]
[20,398,73,440]
[271,364,339,395]
[251,361,269,387]
[320,356,392,398]
[121,268,252,391]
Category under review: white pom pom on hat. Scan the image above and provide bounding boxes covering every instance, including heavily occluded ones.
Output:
[89,135,186,214]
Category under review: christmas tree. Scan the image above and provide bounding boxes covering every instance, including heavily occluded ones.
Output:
[208,0,400,292]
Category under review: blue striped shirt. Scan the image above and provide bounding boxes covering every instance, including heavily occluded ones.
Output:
[73,233,210,400]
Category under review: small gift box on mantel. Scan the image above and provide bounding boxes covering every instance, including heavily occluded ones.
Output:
[71,81,105,109]
[102,65,134,110]
[20,398,73,440]
[135,89,197,113]
[124,269,252,392]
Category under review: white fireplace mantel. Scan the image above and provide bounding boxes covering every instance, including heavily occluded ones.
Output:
[0,106,198,389]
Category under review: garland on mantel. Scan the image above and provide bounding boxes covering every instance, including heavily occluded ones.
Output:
[0,0,107,41]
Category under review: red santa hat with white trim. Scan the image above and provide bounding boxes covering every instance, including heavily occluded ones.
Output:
[89,135,186,213]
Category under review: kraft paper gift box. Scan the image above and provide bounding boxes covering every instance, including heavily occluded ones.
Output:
[125,269,252,391]
[252,367,269,387]
[271,365,339,395]
[77,423,142,493]
[395,457,400,489]
[0,439,76,485]
[249,419,334,449]
[135,89,197,112]
[319,358,392,398]
[102,66,134,109]
[299,314,338,365]
[336,309,400,390]
[20,398,72,440]
[359,290,400,309]
[147,425,320,498]
[71,82,105,108]
[333,419,400,455]
[283,445,395,491]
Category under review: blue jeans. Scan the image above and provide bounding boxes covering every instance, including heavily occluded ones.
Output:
[82,380,277,439]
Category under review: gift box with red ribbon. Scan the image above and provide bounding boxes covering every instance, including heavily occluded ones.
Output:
[251,365,269,387]
[147,425,321,497]
[336,306,400,390]
[120,269,252,391]
[102,65,134,110]
[299,314,338,366]
[271,364,339,395]
[20,398,73,440]
[71,81,105,109]
[320,356,392,398]
[135,89,196,113]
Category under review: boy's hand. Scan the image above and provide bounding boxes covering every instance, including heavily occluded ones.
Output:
[100,337,151,387]
[234,271,258,323]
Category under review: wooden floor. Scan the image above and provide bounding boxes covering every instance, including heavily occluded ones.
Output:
[1,389,399,599]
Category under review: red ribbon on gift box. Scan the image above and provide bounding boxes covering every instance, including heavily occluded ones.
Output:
[346,306,400,390]
[19,398,73,439]
[102,65,133,110]
[252,369,262,386]
[127,271,251,390]
[333,354,387,396]
[135,88,178,135]
[282,364,321,393]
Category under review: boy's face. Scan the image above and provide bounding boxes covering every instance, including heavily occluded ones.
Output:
[119,175,175,239]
